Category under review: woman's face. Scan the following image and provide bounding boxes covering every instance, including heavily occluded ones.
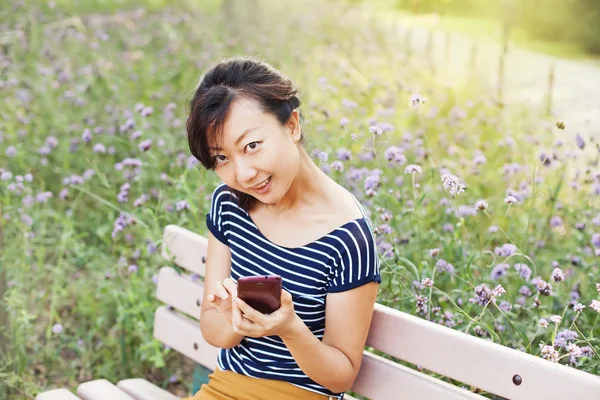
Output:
[209,97,301,204]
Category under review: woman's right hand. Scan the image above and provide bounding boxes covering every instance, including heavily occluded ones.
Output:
[207,277,237,314]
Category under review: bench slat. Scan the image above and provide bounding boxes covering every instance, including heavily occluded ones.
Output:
[116,378,179,400]
[35,389,82,400]
[156,266,203,320]
[161,224,208,275]
[153,306,219,370]
[153,305,486,399]
[77,379,135,400]
[367,303,600,400]
[352,352,485,399]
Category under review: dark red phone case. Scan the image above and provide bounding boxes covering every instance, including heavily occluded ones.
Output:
[237,275,282,314]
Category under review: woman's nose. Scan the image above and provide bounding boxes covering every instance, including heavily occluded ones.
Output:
[234,159,258,185]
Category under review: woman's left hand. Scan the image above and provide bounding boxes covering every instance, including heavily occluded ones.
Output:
[231,289,301,339]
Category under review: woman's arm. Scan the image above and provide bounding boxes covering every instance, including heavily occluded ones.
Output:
[200,231,244,349]
[280,281,379,394]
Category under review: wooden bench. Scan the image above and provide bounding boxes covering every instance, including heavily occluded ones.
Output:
[37,224,600,400]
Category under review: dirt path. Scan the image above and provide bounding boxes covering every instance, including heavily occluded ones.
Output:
[382,15,600,136]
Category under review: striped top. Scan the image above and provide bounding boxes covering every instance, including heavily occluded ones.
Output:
[205,182,381,399]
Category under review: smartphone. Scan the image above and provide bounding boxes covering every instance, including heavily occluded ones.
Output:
[237,275,282,314]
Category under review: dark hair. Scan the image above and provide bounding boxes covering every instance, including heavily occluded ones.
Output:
[186,56,304,212]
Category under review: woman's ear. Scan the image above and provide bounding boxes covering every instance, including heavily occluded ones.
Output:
[288,110,301,142]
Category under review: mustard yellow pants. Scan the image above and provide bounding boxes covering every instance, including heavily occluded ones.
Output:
[182,367,337,400]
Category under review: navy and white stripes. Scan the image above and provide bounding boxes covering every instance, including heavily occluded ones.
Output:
[205,183,381,399]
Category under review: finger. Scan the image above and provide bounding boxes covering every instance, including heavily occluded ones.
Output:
[215,281,229,299]
[222,278,238,297]
[234,297,263,324]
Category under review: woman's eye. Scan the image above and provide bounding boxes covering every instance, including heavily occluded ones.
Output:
[245,141,261,152]
[214,155,227,164]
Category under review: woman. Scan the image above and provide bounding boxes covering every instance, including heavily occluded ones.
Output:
[184,56,381,400]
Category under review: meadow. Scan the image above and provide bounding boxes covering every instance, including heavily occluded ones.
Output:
[1,0,599,398]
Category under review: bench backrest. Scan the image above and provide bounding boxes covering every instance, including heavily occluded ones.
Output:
[155,224,600,400]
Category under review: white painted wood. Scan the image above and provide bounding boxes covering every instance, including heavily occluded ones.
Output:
[352,352,485,400]
[156,266,203,320]
[161,224,208,276]
[76,379,135,400]
[116,378,179,400]
[153,304,486,399]
[367,303,600,400]
[35,388,81,400]
[153,306,219,370]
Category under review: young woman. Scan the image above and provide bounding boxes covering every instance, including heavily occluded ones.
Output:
[183,56,381,400]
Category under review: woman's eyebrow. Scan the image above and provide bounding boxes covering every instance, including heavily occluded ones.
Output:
[209,126,260,151]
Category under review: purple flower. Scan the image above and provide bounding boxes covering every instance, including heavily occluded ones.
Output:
[404,164,422,175]
[6,146,16,157]
[176,200,190,211]
[337,148,352,161]
[441,173,466,196]
[591,233,600,248]
[551,268,565,283]
[410,94,427,109]
[52,323,63,334]
[331,161,344,172]
[491,263,509,280]
[514,263,532,281]
[550,216,563,227]
[575,133,585,150]
[82,129,92,143]
[128,264,138,273]
[435,259,455,273]
[93,143,106,153]
[138,139,153,152]
[46,136,59,148]
[384,146,406,165]
[494,243,518,257]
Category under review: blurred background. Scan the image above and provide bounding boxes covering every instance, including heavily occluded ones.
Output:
[1,0,599,399]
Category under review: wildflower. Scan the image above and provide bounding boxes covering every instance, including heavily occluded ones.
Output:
[539,318,548,328]
[93,143,106,153]
[504,195,518,205]
[421,278,434,288]
[596,283,600,294]
[592,233,600,248]
[575,133,585,150]
[566,343,582,357]
[549,315,562,324]
[475,200,488,211]
[494,243,518,257]
[410,94,427,109]
[138,139,153,152]
[514,263,532,281]
[590,300,600,313]
[52,324,63,334]
[82,129,92,143]
[435,259,455,273]
[331,161,344,172]
[573,303,585,313]
[492,285,506,297]
[441,173,466,196]
[404,164,422,175]
[128,264,138,273]
[551,268,565,283]
[415,295,428,315]
[384,146,406,165]
[536,280,553,296]
[176,200,190,211]
[540,344,559,362]
[152,274,159,284]
[429,248,440,257]
[550,216,563,227]
[368,125,383,136]
[6,146,16,157]
[337,148,352,161]
[491,263,509,280]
